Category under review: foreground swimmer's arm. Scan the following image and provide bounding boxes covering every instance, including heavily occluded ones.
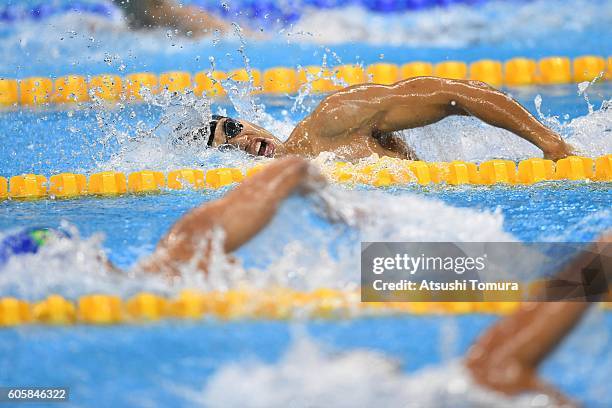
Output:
[141,157,322,276]
[112,0,229,36]
[291,77,574,160]
[465,235,611,406]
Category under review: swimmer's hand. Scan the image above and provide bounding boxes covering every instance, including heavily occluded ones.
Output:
[542,139,577,161]
[540,134,577,161]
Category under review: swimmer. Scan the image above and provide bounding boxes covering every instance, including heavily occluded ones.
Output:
[138,156,323,276]
[0,157,320,276]
[466,235,611,406]
[183,77,575,161]
[2,157,608,406]
[0,227,69,266]
[111,0,230,36]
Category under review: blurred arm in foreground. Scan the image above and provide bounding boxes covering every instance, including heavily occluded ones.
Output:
[140,157,323,276]
[0,158,321,275]
[466,234,611,406]
[112,0,230,36]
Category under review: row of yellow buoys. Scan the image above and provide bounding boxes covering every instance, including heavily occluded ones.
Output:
[0,167,254,199]
[2,291,611,326]
[0,155,610,200]
[1,56,610,106]
[331,155,612,186]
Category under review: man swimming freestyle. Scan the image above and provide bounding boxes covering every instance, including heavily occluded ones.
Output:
[1,157,608,406]
[184,77,575,161]
[112,0,229,36]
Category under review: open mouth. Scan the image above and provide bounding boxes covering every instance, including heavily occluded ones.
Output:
[251,138,276,157]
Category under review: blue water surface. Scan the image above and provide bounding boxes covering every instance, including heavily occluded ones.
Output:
[0,1,611,406]
[1,312,611,407]
[0,79,610,408]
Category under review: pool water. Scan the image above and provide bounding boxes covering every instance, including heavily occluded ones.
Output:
[2,313,611,407]
[1,0,611,406]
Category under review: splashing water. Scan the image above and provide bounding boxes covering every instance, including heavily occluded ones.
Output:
[94,88,262,172]
[2,0,611,79]
[287,0,612,46]
[0,223,131,300]
[565,102,612,157]
[404,92,611,162]
[217,186,515,291]
[0,185,513,298]
[97,78,611,173]
[198,334,557,408]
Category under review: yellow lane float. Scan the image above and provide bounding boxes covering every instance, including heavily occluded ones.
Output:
[3,55,611,108]
[1,290,611,326]
[0,155,609,203]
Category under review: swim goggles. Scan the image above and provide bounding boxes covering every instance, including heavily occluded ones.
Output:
[174,115,243,148]
[205,115,244,147]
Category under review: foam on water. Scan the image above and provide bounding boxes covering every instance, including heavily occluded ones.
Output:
[4,0,612,49]
[0,185,513,298]
[2,0,611,77]
[2,60,610,298]
[564,100,612,158]
[197,334,556,408]
[92,59,611,173]
[402,93,611,162]
[289,0,611,46]
[235,186,515,291]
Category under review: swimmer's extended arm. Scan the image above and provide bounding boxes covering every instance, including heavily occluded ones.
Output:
[141,157,321,276]
[465,235,611,405]
[112,0,229,36]
[293,77,574,160]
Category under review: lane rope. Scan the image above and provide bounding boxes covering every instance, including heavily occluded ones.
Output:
[1,56,610,107]
[1,290,611,326]
[1,155,611,201]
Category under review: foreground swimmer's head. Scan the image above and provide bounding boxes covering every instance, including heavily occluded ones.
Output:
[179,115,285,157]
[0,227,69,266]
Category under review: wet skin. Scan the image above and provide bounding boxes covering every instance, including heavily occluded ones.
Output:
[466,236,611,407]
[112,0,229,36]
[139,157,608,407]
[211,76,575,161]
[140,157,321,276]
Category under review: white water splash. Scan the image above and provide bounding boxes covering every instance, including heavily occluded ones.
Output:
[315,187,514,243]
[232,186,515,291]
[0,220,250,299]
[0,184,513,297]
[565,100,612,157]
[404,93,611,162]
[98,80,612,172]
[1,0,610,74]
[0,223,141,300]
[287,0,612,46]
[94,88,270,172]
[198,335,555,408]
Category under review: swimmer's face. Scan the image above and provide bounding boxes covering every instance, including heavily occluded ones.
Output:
[210,118,285,158]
